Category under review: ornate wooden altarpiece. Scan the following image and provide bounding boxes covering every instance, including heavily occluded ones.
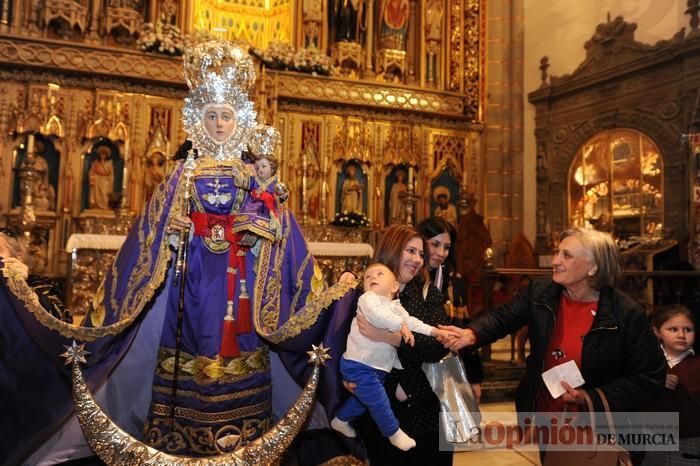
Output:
[529,12,700,267]
[0,0,486,312]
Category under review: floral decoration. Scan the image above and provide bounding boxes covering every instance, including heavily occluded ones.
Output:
[137,23,218,56]
[137,22,186,56]
[251,41,331,75]
[331,211,371,228]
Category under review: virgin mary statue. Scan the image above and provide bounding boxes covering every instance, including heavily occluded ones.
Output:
[0,40,356,465]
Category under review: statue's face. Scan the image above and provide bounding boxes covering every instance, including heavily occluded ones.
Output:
[203,104,238,143]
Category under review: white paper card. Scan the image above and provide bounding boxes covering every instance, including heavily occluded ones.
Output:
[541,360,585,399]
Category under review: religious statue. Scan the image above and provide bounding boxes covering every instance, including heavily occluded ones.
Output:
[302,0,324,47]
[0,41,359,464]
[341,164,363,213]
[425,0,444,41]
[307,160,320,220]
[143,151,166,201]
[333,0,363,43]
[433,186,457,226]
[380,0,409,50]
[388,168,408,224]
[88,145,114,210]
[33,155,56,211]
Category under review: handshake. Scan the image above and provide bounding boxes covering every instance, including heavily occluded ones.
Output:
[433,325,477,351]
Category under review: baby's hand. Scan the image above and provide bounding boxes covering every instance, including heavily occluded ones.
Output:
[431,327,451,342]
[665,374,679,390]
[400,324,415,346]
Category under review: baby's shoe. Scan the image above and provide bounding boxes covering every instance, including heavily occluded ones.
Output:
[331,417,357,438]
[389,428,416,451]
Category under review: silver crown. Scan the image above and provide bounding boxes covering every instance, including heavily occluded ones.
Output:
[181,40,278,161]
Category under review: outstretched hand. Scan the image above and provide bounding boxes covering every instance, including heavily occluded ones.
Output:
[437,325,477,351]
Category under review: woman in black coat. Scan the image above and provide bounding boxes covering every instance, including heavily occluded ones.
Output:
[416,217,483,400]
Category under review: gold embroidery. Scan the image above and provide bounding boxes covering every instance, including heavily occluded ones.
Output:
[151,400,271,424]
[254,232,280,335]
[261,280,356,345]
[311,263,325,298]
[249,211,359,344]
[144,416,271,455]
[289,248,312,313]
[231,221,275,241]
[151,383,271,403]
[155,346,270,384]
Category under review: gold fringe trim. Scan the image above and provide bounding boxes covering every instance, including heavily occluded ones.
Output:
[1,263,136,341]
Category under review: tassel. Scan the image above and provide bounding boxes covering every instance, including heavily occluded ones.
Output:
[236,250,251,334]
[220,301,240,357]
[237,278,251,334]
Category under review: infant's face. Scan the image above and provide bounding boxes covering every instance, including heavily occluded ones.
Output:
[255,158,274,180]
[203,105,238,143]
[363,264,399,298]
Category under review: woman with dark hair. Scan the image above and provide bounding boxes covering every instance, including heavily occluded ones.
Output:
[416,217,483,401]
[353,224,453,465]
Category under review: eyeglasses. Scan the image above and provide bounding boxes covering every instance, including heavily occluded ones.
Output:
[0,228,18,238]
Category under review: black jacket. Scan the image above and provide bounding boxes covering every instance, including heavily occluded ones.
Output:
[469,278,665,414]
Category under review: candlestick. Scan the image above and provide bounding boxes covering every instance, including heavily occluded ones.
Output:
[26,134,34,156]
[408,166,414,186]
[301,152,308,225]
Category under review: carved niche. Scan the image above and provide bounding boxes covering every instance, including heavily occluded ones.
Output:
[529,15,699,254]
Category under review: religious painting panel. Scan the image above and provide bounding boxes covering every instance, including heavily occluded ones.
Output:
[378,0,409,50]
[430,168,459,227]
[12,133,60,213]
[81,139,124,212]
[385,163,409,225]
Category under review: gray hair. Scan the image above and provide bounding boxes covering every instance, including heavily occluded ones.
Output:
[560,228,621,289]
